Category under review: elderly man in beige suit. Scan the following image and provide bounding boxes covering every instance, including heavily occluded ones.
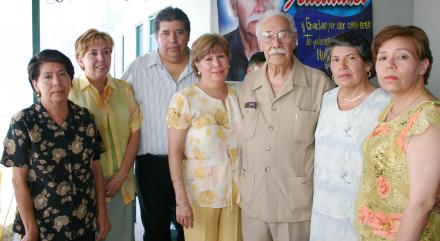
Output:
[238,10,333,241]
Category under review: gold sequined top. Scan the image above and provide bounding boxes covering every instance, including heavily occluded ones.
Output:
[355,100,440,241]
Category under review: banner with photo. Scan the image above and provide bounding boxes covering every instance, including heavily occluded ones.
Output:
[218,0,373,79]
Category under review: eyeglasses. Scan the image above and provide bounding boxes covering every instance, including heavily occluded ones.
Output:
[260,30,294,43]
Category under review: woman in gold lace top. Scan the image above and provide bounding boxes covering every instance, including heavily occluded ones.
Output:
[354,25,440,241]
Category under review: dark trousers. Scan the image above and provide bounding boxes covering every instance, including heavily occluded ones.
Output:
[135,154,184,241]
[22,231,95,241]
[73,231,95,241]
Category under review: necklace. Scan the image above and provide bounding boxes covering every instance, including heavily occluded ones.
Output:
[342,92,365,102]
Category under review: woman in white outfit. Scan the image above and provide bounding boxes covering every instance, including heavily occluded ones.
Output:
[309,31,390,241]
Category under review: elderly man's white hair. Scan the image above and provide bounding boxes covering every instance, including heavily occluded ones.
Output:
[255,10,297,38]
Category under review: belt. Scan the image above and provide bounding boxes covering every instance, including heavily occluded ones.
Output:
[142,153,168,159]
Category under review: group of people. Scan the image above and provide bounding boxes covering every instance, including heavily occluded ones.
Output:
[1,5,439,241]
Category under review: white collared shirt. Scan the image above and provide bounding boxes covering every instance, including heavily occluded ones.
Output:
[122,50,197,155]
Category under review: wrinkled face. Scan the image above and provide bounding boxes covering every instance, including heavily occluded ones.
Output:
[258,15,296,66]
[231,0,279,36]
[195,49,230,83]
[32,62,71,105]
[375,37,429,96]
[330,46,371,89]
[156,20,190,60]
[78,40,112,82]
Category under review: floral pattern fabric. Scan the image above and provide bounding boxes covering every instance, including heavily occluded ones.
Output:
[167,84,242,208]
[1,101,104,241]
[355,100,440,240]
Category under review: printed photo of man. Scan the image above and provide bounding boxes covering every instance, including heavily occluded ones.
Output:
[224,0,281,81]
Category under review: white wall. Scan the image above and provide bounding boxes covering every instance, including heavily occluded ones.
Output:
[373,0,414,33]
[40,0,108,76]
[372,0,439,97]
[414,0,440,97]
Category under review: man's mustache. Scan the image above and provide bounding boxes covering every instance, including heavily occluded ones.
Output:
[247,14,263,24]
[269,48,287,55]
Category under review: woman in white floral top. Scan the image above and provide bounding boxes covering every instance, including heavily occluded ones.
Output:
[167,34,242,241]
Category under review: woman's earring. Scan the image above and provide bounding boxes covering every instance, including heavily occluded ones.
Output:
[36,90,41,98]
[197,71,201,75]
[367,71,371,78]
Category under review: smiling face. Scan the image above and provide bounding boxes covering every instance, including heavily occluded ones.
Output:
[32,62,72,105]
[195,48,230,83]
[77,40,112,82]
[375,36,429,96]
[156,20,190,62]
[330,46,371,89]
[258,15,296,67]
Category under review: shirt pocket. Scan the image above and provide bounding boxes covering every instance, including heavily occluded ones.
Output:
[287,176,313,212]
[292,108,319,143]
[242,109,259,140]
[239,169,255,205]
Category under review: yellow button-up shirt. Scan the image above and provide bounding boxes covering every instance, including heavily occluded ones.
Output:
[69,75,142,205]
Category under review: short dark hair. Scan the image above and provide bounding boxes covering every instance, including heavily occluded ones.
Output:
[27,49,74,91]
[372,25,432,84]
[155,7,190,34]
[324,31,374,78]
[249,52,266,66]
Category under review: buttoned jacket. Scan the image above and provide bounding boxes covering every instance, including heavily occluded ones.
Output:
[238,56,333,222]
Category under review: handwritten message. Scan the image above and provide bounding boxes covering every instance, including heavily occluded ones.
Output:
[299,16,372,62]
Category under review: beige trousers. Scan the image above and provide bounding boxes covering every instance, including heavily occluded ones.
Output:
[241,211,310,241]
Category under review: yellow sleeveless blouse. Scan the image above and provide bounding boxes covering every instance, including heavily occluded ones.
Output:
[355,100,440,240]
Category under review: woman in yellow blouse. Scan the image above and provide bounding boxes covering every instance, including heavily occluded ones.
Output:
[167,34,242,241]
[69,29,142,241]
[354,25,440,241]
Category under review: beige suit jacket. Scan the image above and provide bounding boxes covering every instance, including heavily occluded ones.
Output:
[238,56,333,222]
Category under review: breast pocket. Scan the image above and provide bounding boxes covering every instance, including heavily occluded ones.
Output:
[287,176,313,212]
[242,109,259,140]
[239,170,255,205]
[292,108,319,143]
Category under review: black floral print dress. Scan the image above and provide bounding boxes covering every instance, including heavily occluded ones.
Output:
[1,101,104,241]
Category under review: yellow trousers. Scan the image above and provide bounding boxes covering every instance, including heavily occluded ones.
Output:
[184,184,242,241]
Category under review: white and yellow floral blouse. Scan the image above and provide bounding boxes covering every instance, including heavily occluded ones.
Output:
[167,84,242,208]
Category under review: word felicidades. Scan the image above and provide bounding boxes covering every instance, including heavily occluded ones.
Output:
[284,0,367,11]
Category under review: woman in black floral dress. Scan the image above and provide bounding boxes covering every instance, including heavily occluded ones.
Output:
[1,49,111,241]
